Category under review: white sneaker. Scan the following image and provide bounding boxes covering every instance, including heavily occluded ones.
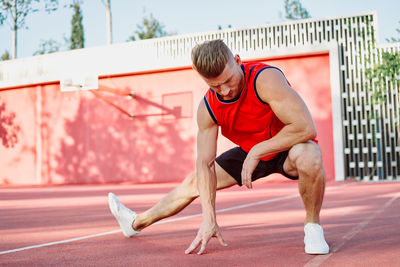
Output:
[304,223,329,254]
[108,192,140,238]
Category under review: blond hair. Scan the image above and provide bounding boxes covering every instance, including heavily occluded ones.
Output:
[191,40,234,78]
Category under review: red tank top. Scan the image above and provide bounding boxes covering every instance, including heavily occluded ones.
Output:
[204,62,286,161]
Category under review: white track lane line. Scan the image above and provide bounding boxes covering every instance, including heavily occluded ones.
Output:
[0,182,355,255]
[303,191,400,267]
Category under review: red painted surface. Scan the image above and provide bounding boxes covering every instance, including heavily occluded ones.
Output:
[0,181,399,266]
[0,53,334,185]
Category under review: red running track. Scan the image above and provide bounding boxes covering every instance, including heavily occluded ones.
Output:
[0,180,399,266]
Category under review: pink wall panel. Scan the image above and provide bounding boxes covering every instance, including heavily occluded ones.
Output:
[43,69,203,184]
[0,88,37,184]
[0,53,334,185]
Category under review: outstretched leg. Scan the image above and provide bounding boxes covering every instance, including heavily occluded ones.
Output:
[133,163,237,231]
[283,141,329,254]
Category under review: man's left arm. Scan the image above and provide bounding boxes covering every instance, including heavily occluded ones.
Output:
[241,68,316,188]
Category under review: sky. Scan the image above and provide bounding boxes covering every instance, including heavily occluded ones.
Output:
[0,0,399,59]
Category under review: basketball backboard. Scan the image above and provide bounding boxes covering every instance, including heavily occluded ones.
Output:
[60,74,98,92]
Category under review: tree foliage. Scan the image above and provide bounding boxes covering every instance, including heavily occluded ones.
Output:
[366,51,400,104]
[386,21,400,43]
[284,0,311,20]
[218,24,232,30]
[364,51,400,177]
[128,13,168,41]
[1,50,10,61]
[0,0,57,27]
[70,1,84,49]
[0,3,6,24]
[0,0,58,58]
[33,39,60,55]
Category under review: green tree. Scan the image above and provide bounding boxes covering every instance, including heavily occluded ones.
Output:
[365,51,400,178]
[70,1,84,49]
[218,24,232,30]
[366,52,400,107]
[128,13,169,41]
[33,39,60,55]
[284,0,311,20]
[0,0,58,59]
[386,21,400,43]
[365,21,400,179]
[1,50,10,61]
[0,7,5,24]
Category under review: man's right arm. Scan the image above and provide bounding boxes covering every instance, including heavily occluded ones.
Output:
[196,98,218,225]
[185,99,227,255]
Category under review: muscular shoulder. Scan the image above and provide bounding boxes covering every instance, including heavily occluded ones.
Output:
[197,98,217,131]
[255,67,292,104]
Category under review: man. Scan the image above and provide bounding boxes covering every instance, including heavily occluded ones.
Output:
[108,39,329,255]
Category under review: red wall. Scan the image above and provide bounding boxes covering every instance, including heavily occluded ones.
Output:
[0,53,334,185]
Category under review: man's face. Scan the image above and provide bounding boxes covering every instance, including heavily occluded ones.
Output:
[202,55,244,100]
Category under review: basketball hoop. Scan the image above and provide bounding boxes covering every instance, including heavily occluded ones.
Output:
[60,74,98,92]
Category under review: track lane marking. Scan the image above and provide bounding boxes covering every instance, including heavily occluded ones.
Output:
[0,182,354,255]
[303,191,400,267]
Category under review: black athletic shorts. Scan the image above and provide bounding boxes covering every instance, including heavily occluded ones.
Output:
[215,147,298,186]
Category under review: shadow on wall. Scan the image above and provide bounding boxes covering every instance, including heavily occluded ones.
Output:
[54,88,195,184]
[0,100,20,148]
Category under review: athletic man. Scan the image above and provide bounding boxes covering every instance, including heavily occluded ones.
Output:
[108,39,329,255]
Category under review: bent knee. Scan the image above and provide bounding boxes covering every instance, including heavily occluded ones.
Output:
[288,142,323,176]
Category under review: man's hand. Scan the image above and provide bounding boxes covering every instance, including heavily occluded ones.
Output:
[241,151,260,189]
[185,220,227,255]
